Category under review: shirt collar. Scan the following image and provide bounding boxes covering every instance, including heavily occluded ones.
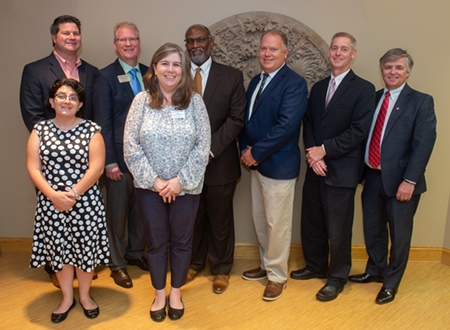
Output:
[53,49,81,67]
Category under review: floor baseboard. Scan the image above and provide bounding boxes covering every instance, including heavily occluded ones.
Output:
[2,238,449,265]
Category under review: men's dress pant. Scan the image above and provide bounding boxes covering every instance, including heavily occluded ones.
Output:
[301,176,356,288]
[250,171,297,283]
[106,173,145,271]
[190,181,236,275]
[362,168,420,289]
[135,189,200,290]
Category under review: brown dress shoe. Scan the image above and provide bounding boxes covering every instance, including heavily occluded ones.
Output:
[212,275,229,294]
[263,280,286,301]
[242,267,267,280]
[187,269,198,282]
[110,268,133,288]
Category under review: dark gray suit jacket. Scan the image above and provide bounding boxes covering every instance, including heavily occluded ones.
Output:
[303,69,375,188]
[93,59,148,173]
[20,52,98,131]
[375,84,437,197]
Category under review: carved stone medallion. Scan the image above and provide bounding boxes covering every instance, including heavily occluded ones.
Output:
[210,11,331,91]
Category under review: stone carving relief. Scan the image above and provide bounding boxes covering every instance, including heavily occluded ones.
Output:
[210,11,331,92]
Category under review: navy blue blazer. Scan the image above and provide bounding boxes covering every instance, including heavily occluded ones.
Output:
[303,69,375,188]
[239,64,308,180]
[93,59,149,174]
[20,52,98,131]
[375,84,437,197]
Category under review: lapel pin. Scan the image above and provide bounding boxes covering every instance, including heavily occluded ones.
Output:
[396,107,400,110]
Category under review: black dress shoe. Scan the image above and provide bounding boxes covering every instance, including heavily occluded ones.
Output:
[150,299,167,322]
[127,256,150,271]
[290,267,327,280]
[168,297,184,321]
[376,287,397,304]
[349,273,383,283]
[80,297,100,319]
[51,298,76,323]
[110,268,133,288]
[316,285,344,301]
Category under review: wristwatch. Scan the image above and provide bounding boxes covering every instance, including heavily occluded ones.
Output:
[72,187,81,200]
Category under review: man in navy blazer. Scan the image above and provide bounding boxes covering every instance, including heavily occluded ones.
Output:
[239,30,308,301]
[93,22,149,288]
[184,24,246,294]
[19,15,98,287]
[20,15,98,132]
[349,48,437,304]
[290,32,375,302]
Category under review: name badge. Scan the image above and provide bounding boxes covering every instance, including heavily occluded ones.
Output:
[171,110,185,120]
[117,74,130,83]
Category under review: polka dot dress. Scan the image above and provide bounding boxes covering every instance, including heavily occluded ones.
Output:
[30,120,109,272]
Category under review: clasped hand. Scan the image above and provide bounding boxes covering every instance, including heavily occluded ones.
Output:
[306,146,327,177]
[154,177,182,203]
[51,191,76,212]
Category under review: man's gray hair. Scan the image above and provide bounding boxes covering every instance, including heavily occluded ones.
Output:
[114,21,140,39]
[379,48,414,72]
[331,32,357,49]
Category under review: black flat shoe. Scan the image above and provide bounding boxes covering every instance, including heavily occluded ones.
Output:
[51,298,76,323]
[80,297,99,319]
[168,297,184,321]
[150,298,167,322]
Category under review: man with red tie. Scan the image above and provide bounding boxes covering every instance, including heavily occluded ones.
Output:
[349,48,437,304]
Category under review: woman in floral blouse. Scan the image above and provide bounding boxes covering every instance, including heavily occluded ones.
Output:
[124,43,210,322]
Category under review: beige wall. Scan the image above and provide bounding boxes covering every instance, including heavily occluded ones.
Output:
[1,0,449,249]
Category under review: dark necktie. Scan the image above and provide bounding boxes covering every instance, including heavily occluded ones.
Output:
[252,73,269,113]
[130,68,141,95]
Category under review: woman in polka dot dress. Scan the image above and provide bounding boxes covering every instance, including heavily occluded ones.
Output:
[26,78,109,323]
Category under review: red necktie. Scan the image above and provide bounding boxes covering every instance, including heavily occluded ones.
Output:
[368,91,390,168]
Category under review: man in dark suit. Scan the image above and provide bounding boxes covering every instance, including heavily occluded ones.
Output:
[349,48,437,304]
[290,32,375,302]
[20,15,98,131]
[93,22,149,289]
[19,15,98,287]
[240,30,308,301]
[184,24,246,294]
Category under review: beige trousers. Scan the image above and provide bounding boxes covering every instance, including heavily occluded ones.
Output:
[250,171,297,283]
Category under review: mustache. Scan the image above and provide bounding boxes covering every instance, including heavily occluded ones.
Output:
[190,48,204,56]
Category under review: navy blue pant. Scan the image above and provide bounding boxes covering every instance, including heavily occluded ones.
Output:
[135,189,200,290]
[362,168,420,289]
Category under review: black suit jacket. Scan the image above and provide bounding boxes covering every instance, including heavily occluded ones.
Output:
[93,59,149,173]
[375,84,437,197]
[20,52,98,131]
[202,61,246,186]
[303,69,375,188]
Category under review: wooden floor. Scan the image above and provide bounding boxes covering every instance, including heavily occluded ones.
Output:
[1,252,450,330]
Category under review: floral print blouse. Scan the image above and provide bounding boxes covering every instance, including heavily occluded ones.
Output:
[123,91,211,195]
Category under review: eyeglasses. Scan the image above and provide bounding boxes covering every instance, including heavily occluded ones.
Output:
[115,37,139,44]
[184,36,209,45]
[54,93,79,102]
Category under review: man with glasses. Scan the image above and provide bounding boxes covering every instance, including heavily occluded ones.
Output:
[184,24,246,294]
[93,22,149,288]
[20,15,98,288]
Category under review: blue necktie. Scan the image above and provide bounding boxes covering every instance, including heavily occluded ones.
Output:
[130,68,141,95]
